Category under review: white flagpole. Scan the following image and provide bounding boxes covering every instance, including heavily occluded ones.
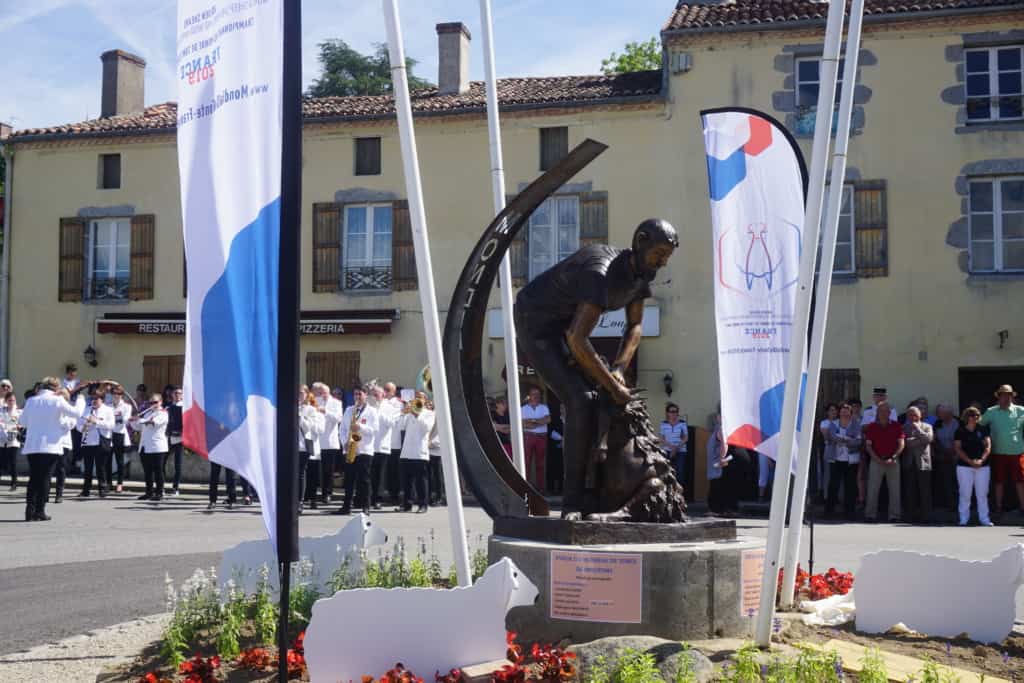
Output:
[779,0,866,609]
[754,0,845,647]
[479,0,526,477]
[383,0,472,587]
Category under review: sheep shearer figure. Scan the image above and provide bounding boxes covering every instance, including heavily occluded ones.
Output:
[514,219,687,522]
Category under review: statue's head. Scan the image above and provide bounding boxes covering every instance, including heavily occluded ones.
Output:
[632,219,678,278]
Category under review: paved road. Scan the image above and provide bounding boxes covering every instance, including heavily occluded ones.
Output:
[1,488,1022,655]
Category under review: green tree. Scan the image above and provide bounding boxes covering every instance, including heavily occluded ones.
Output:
[601,37,662,75]
[307,40,433,97]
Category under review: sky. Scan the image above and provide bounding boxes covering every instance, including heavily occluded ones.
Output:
[0,0,674,131]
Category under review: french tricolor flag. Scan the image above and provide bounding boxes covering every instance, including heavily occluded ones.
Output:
[176,0,283,545]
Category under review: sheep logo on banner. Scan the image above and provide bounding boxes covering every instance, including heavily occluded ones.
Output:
[856,544,1024,643]
[304,557,539,683]
[219,513,388,595]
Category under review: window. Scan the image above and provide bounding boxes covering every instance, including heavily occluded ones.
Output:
[794,57,844,135]
[965,46,1023,122]
[528,196,579,281]
[969,177,1024,272]
[816,185,855,275]
[343,203,392,290]
[539,126,568,171]
[354,137,382,175]
[87,218,131,300]
[98,153,121,189]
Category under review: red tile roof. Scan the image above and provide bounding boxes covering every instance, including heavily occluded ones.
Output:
[11,71,663,142]
[664,0,1024,32]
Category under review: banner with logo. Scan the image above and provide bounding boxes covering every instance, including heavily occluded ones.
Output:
[176,0,282,544]
[700,108,808,461]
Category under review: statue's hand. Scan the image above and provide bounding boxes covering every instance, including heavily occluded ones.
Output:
[610,367,628,387]
[610,380,632,406]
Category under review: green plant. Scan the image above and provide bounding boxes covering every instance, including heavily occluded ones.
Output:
[470,534,489,581]
[584,648,664,683]
[288,559,321,627]
[859,647,890,683]
[215,604,241,659]
[673,643,697,683]
[252,564,278,646]
[912,657,961,683]
[721,643,762,683]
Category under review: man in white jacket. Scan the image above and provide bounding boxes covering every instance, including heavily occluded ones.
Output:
[78,391,115,498]
[313,382,344,505]
[371,385,401,510]
[337,385,378,516]
[20,377,89,521]
[398,392,434,513]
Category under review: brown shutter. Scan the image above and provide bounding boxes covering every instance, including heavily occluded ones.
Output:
[508,193,528,286]
[143,355,170,394]
[58,217,87,302]
[306,351,360,391]
[579,192,609,248]
[129,214,155,300]
[853,180,888,278]
[391,200,418,291]
[168,355,186,387]
[312,203,342,293]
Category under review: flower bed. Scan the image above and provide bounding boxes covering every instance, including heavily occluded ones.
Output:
[778,566,854,602]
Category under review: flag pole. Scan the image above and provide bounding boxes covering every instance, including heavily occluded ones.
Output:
[479,0,526,477]
[779,0,865,609]
[754,0,845,648]
[277,0,302,678]
[383,0,472,586]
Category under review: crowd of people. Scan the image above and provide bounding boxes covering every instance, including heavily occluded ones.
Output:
[703,384,1024,526]
[1,364,458,522]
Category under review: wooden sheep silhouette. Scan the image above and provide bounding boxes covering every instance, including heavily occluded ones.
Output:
[304,557,539,683]
[219,513,388,595]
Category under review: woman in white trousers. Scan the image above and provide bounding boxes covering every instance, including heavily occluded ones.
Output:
[954,406,993,526]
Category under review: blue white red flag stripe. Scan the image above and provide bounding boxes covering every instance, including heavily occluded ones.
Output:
[176,0,283,544]
[701,108,808,462]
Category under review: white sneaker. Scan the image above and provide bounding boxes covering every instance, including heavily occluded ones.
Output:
[981,520,994,526]
[958,521,967,526]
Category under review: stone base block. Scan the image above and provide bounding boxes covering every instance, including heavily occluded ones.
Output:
[489,534,766,644]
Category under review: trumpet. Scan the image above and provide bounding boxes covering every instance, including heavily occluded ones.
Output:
[345,408,362,464]
[406,398,426,415]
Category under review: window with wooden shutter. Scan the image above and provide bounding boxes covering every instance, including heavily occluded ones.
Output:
[305,351,360,391]
[312,203,342,293]
[391,199,418,291]
[852,180,888,277]
[579,192,609,248]
[58,217,86,302]
[508,193,528,286]
[354,137,382,176]
[129,214,155,300]
[539,127,568,171]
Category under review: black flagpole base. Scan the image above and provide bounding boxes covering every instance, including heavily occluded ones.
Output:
[278,560,291,682]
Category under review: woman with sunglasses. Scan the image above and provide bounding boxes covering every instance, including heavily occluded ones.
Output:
[954,406,993,526]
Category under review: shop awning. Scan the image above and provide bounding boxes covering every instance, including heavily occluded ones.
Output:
[96,309,400,336]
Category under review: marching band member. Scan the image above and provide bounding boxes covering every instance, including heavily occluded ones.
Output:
[371,385,400,510]
[164,386,184,496]
[0,391,22,490]
[297,384,325,513]
[107,387,135,493]
[78,391,115,498]
[131,393,169,502]
[312,382,344,504]
[426,401,444,506]
[20,377,88,521]
[384,382,404,505]
[63,365,84,474]
[398,391,434,513]
[53,388,78,504]
[337,384,378,516]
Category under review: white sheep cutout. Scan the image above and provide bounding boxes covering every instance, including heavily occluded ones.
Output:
[856,543,1024,643]
[304,557,539,683]
[219,513,388,596]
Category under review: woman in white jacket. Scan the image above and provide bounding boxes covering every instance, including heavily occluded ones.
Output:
[130,393,169,502]
[398,393,434,513]
[298,385,325,512]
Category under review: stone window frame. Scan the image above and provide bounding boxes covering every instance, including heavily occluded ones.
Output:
[947,158,1024,279]
[942,30,1024,134]
[772,43,876,139]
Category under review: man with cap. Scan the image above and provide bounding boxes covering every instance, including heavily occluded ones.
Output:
[515,218,678,520]
[862,387,897,425]
[981,384,1024,518]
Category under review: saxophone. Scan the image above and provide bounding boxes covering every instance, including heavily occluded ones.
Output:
[345,406,362,464]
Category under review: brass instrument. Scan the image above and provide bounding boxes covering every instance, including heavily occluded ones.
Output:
[407,397,426,415]
[345,406,362,464]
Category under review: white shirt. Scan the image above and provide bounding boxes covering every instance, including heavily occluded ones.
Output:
[58,414,76,450]
[377,397,402,453]
[428,411,441,457]
[862,405,897,425]
[20,390,85,455]
[132,406,169,454]
[62,377,80,391]
[400,410,435,462]
[316,396,344,451]
[110,400,133,437]
[834,424,855,463]
[522,403,550,434]
[387,397,405,449]
[79,403,115,446]
[0,406,20,448]
[340,403,379,457]
[299,403,325,458]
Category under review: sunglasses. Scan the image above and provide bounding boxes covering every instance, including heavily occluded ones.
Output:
[667,410,679,414]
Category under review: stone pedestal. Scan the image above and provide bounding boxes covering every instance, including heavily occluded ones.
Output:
[489,526,765,644]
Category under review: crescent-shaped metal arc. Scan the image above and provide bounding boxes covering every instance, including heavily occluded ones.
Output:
[442,139,609,519]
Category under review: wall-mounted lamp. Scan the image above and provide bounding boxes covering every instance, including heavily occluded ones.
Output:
[998,330,1009,350]
[663,371,674,397]
[83,345,98,368]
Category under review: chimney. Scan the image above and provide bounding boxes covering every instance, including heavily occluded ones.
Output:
[100,49,146,118]
[436,22,471,95]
